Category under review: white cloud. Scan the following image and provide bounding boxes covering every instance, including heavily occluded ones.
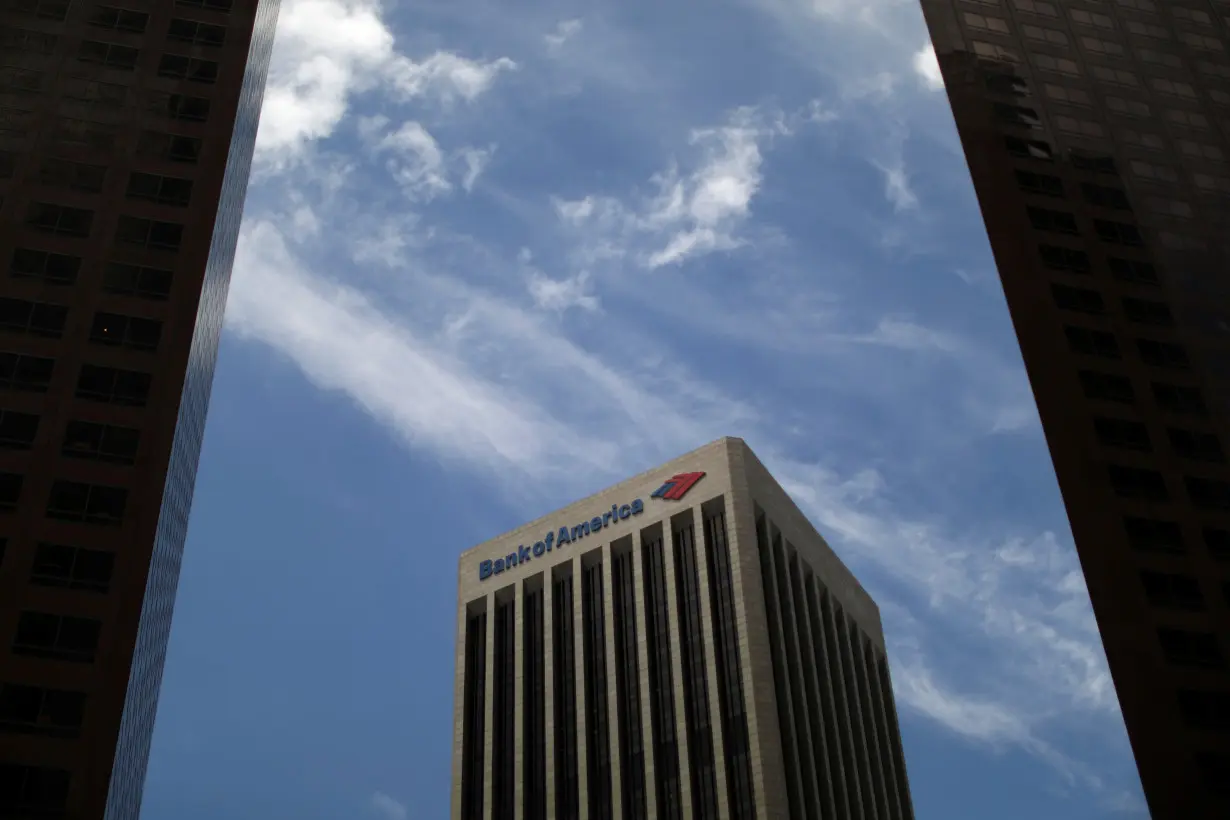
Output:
[254,0,514,162]
[458,145,496,191]
[912,43,945,91]
[375,121,451,198]
[877,160,918,211]
[369,792,407,820]
[545,18,583,49]
[528,270,599,313]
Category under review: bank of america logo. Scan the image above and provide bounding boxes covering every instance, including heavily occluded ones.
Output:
[651,472,706,501]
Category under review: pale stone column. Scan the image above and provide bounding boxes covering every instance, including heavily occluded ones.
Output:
[450,592,470,820]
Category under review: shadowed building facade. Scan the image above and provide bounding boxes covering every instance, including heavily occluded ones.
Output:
[0,0,280,816]
[916,0,1230,816]
[451,437,915,820]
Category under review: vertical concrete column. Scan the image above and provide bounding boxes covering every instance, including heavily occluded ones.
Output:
[513,582,525,820]
[822,592,866,820]
[601,542,624,819]
[631,529,659,818]
[790,560,838,818]
[483,591,496,820]
[543,573,556,817]
[572,555,590,820]
[661,520,695,816]
[864,643,904,820]
[694,504,732,816]
[723,449,788,819]
[849,628,890,820]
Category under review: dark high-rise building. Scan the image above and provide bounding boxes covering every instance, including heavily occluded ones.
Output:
[0,0,279,816]
[916,1,1230,816]
[451,437,915,820]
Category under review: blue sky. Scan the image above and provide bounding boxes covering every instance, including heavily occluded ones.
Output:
[137,0,1148,817]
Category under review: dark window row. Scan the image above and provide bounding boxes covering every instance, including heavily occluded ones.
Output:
[22,203,186,251]
[643,534,682,820]
[0,353,151,405]
[0,537,115,592]
[611,549,647,820]
[673,522,719,819]
[523,586,547,820]
[582,562,613,820]
[553,574,580,820]
[76,40,221,84]
[0,682,86,737]
[459,609,486,820]
[492,598,515,820]
[1039,246,1158,286]
[0,297,160,351]
[1093,417,1224,462]
[1078,370,1208,416]
[0,762,71,816]
[10,248,175,299]
[0,409,140,463]
[13,610,101,663]
[1108,465,1230,511]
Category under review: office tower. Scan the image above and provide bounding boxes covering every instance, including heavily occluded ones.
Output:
[915,0,1230,816]
[0,0,279,816]
[451,437,915,820]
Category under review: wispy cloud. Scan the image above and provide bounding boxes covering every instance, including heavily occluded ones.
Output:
[544,18,583,49]
[370,792,408,820]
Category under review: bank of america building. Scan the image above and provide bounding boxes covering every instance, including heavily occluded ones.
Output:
[450,437,916,820]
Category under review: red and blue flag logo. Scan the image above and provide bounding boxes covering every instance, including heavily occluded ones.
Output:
[651,471,706,501]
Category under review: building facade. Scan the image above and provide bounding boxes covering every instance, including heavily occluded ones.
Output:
[451,437,915,820]
[916,0,1230,816]
[0,0,280,816]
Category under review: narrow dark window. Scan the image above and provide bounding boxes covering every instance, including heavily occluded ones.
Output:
[459,608,487,820]
[553,574,580,820]
[642,534,681,820]
[704,509,756,819]
[612,549,647,819]
[0,764,71,815]
[492,599,515,820]
[674,521,718,819]
[522,586,547,820]
[582,562,613,820]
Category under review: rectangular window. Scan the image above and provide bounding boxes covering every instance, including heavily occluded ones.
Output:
[1141,570,1205,611]
[62,420,140,464]
[1106,96,1151,118]
[492,598,515,820]
[1080,36,1123,56]
[1094,220,1144,246]
[0,150,12,179]
[1178,31,1223,51]
[167,17,226,46]
[1071,154,1118,174]
[1081,183,1130,210]
[1158,627,1224,669]
[1124,517,1184,554]
[0,472,22,511]
[0,409,38,449]
[77,40,139,70]
[994,103,1042,128]
[150,91,211,122]
[176,0,233,9]
[38,158,107,193]
[1032,53,1080,76]
[1107,464,1168,500]
[1123,298,1173,327]
[963,12,1011,33]
[0,25,57,54]
[136,130,202,164]
[459,608,486,820]
[62,76,129,106]
[1107,257,1158,285]
[0,352,54,393]
[1177,691,1230,732]
[642,534,681,820]
[1016,170,1064,197]
[0,764,71,816]
[0,67,43,94]
[4,0,71,20]
[30,543,114,593]
[673,522,718,820]
[12,611,101,662]
[46,480,127,525]
[582,561,613,820]
[1043,83,1090,106]
[1039,244,1088,272]
[25,203,93,238]
[1028,206,1079,234]
[704,509,755,819]
[75,364,151,406]
[1080,370,1134,403]
[88,5,149,32]
[1013,0,1057,16]
[126,172,193,207]
[984,72,1029,97]
[1169,429,1224,463]
[611,550,646,820]
[102,262,173,300]
[1153,383,1208,416]
[1051,283,1104,314]
[1185,476,1230,511]
[50,117,116,153]
[1065,326,1119,358]
[552,573,580,820]
[1126,20,1169,39]
[157,53,219,84]
[0,683,86,737]
[1071,9,1113,28]
[1005,136,1053,160]
[1137,339,1189,369]
[1093,417,1151,451]
[1022,24,1067,45]
[0,297,68,338]
[115,216,184,252]
[89,311,162,352]
[522,585,547,820]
